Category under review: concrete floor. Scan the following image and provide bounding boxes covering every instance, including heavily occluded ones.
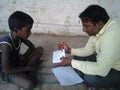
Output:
[0,33,115,90]
[28,34,88,62]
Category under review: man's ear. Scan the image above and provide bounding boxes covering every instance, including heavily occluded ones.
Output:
[96,21,104,29]
[98,21,103,25]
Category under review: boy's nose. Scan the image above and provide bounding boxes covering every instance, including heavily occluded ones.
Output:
[82,27,86,32]
[29,31,32,34]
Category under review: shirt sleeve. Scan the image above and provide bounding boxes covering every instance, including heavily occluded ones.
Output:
[71,36,96,57]
[71,23,120,77]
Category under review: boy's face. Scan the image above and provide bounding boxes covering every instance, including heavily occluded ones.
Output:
[18,24,32,39]
[81,21,102,36]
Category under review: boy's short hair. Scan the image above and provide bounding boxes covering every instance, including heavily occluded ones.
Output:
[8,11,34,31]
[79,4,110,25]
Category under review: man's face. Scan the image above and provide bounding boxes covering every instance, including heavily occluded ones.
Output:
[82,21,101,36]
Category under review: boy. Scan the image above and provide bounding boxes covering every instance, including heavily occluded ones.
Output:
[0,11,44,90]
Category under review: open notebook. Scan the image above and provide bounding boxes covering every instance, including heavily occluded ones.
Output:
[52,49,84,86]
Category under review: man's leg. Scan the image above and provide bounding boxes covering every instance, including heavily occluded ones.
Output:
[84,69,120,88]
[73,54,96,62]
[73,54,96,78]
[73,54,120,88]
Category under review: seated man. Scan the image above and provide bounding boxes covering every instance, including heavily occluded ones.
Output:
[55,4,120,89]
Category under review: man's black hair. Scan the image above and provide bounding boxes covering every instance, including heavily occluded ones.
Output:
[79,4,110,25]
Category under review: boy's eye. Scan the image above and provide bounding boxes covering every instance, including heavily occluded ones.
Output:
[85,26,89,28]
[26,30,30,33]
[84,25,89,29]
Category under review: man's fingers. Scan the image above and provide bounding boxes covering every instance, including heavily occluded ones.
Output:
[54,62,62,66]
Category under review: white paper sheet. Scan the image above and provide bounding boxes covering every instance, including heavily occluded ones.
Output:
[53,49,65,63]
[52,66,84,86]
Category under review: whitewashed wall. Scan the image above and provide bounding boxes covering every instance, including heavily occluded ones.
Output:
[0,0,97,36]
[98,0,120,22]
[0,0,119,36]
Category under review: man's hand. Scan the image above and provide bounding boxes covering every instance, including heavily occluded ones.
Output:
[54,57,72,66]
[58,42,71,54]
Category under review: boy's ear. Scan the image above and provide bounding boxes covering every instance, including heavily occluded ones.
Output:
[14,28,20,33]
[14,27,17,31]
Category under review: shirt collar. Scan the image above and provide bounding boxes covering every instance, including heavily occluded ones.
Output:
[96,19,114,37]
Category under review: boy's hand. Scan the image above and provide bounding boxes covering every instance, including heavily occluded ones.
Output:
[29,66,38,71]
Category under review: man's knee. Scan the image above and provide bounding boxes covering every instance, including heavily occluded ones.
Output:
[84,75,100,87]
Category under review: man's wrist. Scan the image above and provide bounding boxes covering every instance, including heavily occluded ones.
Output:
[67,48,71,54]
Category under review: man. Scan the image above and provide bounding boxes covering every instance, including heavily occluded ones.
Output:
[56,4,120,88]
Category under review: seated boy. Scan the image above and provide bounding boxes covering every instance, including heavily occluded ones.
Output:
[0,11,44,90]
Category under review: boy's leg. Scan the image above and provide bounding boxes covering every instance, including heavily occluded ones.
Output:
[10,73,37,90]
[27,47,44,66]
